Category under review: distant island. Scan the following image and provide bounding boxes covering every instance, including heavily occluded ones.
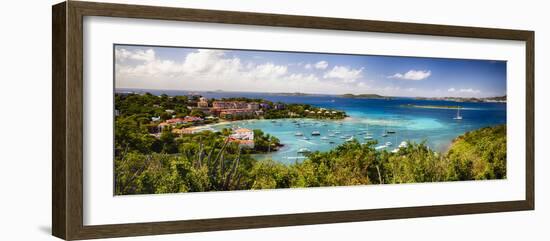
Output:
[268,92,317,96]
[415,95,506,103]
[401,104,462,109]
[339,93,390,99]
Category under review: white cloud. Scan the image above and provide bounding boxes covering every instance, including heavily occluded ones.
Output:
[115,48,486,97]
[286,73,319,82]
[459,88,480,94]
[115,48,156,62]
[323,66,364,83]
[314,61,328,69]
[246,63,288,80]
[390,70,431,80]
[115,48,366,94]
[304,61,329,70]
[447,87,481,95]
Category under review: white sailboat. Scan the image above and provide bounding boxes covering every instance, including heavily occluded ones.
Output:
[364,123,374,140]
[297,147,311,154]
[453,106,463,120]
[375,144,387,150]
[382,124,388,137]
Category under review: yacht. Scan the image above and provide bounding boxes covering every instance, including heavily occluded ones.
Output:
[382,125,388,137]
[399,141,408,148]
[297,148,311,154]
[453,106,463,120]
[375,144,387,150]
[311,130,321,136]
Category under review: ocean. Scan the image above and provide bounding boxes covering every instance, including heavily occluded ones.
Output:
[117,89,507,164]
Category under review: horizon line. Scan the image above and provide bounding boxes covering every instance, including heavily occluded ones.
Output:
[114,87,506,99]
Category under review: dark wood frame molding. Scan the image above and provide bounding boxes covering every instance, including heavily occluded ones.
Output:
[52,1,535,240]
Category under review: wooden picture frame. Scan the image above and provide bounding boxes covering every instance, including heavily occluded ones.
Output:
[52,1,534,240]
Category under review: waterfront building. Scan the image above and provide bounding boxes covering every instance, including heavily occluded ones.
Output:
[229,128,255,148]
[247,102,260,110]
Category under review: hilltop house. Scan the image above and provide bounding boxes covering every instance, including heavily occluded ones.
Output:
[197,97,209,108]
[157,116,204,132]
[211,101,262,119]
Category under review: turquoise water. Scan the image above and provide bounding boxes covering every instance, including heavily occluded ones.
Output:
[119,89,507,164]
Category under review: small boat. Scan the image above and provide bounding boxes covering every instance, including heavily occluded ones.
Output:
[386,142,393,146]
[391,148,399,153]
[294,132,303,136]
[297,148,311,154]
[329,140,335,144]
[364,135,373,140]
[321,136,329,141]
[375,145,387,150]
[382,133,388,137]
[386,130,396,134]
[346,136,355,142]
[303,136,310,140]
[398,141,408,148]
[311,131,321,136]
[328,133,336,137]
[334,131,341,134]
[271,120,277,123]
[453,106,463,120]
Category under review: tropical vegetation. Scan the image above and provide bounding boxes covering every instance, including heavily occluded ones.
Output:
[115,121,506,195]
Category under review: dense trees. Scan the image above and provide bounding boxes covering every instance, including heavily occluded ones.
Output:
[115,124,506,195]
[445,125,507,180]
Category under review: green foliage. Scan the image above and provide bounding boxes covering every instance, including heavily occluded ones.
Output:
[249,129,282,153]
[445,125,506,180]
[114,93,506,195]
[263,103,346,120]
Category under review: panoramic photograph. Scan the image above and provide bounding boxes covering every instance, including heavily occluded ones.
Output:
[113,44,507,195]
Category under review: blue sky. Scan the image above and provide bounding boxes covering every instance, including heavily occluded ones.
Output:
[115,45,506,98]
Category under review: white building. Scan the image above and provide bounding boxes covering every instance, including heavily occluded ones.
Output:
[230,128,254,140]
